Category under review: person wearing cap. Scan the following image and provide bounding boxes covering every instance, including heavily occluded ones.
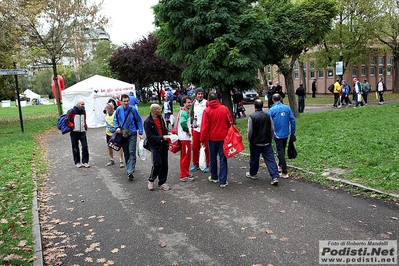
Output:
[190,87,210,173]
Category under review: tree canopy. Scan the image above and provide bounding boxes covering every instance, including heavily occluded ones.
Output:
[153,0,270,97]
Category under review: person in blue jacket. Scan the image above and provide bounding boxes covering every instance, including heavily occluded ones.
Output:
[114,94,143,181]
[268,94,296,179]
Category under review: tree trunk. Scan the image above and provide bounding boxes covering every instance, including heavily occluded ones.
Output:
[393,48,399,93]
[284,72,299,118]
[221,91,234,124]
[52,58,63,116]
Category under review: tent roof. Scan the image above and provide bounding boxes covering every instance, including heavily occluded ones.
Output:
[21,89,40,99]
[62,75,134,96]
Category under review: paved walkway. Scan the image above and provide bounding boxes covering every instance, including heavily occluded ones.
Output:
[36,99,399,265]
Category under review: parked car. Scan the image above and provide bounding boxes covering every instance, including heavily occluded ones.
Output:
[243,89,259,103]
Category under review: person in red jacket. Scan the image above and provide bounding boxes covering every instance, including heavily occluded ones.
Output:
[67,99,89,168]
[200,92,232,188]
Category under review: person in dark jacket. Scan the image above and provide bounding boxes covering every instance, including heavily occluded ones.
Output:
[295,84,306,113]
[246,99,280,185]
[67,99,89,168]
[144,104,171,191]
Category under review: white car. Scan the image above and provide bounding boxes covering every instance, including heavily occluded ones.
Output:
[243,89,259,103]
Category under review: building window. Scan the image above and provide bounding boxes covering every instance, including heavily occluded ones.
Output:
[361,67,366,76]
[379,67,384,75]
[387,57,392,65]
[318,70,324,78]
[370,67,375,76]
[294,71,299,79]
[361,58,367,66]
[379,57,384,66]
[294,62,299,70]
[327,69,334,78]
[387,66,392,76]
[352,68,358,77]
[310,70,315,78]
[370,57,375,65]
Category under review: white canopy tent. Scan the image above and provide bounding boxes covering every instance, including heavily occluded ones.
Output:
[21,89,41,105]
[61,75,135,128]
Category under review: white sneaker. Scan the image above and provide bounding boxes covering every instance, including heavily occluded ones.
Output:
[83,163,90,168]
[245,172,258,180]
[271,178,279,186]
[76,163,82,168]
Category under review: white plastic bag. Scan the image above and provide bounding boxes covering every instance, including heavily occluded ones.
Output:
[199,145,206,171]
[169,114,175,126]
[138,139,146,160]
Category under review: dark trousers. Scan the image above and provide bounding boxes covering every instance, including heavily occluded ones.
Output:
[274,138,288,175]
[249,144,280,179]
[378,91,384,102]
[149,145,169,186]
[340,95,352,105]
[298,98,305,113]
[333,93,340,107]
[312,90,316,98]
[70,131,89,164]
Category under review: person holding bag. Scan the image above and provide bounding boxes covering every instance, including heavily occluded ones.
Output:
[114,94,143,181]
[200,92,233,188]
[104,103,124,167]
[144,104,171,191]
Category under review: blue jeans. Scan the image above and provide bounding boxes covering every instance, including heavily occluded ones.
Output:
[249,144,279,179]
[70,131,89,164]
[122,133,137,175]
[208,140,228,185]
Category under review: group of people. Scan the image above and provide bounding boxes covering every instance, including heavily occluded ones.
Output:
[67,87,296,191]
[332,77,387,108]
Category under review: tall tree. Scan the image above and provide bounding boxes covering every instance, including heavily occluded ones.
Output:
[261,0,337,117]
[109,34,183,103]
[21,0,108,114]
[153,0,270,112]
[372,0,399,92]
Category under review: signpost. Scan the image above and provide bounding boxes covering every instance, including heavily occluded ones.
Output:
[1,67,28,133]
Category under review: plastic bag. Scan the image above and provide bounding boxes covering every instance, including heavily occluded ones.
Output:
[169,114,175,127]
[199,145,206,171]
[138,139,146,160]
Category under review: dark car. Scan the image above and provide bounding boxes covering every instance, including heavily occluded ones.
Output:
[243,89,259,103]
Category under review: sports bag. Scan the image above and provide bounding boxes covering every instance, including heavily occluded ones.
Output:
[57,111,72,134]
[223,124,244,159]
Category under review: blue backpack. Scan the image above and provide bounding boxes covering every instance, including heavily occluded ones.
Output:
[57,110,72,134]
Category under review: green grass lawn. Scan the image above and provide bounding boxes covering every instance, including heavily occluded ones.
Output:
[1,96,399,264]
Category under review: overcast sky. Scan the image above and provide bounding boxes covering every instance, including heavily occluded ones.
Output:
[102,0,159,45]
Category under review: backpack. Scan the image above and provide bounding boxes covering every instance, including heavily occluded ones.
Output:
[57,110,72,134]
[327,84,334,93]
[348,85,352,93]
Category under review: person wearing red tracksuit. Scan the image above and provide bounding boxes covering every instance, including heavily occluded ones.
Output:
[178,96,194,182]
[190,87,210,173]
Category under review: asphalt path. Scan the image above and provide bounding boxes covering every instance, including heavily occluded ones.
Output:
[39,106,399,266]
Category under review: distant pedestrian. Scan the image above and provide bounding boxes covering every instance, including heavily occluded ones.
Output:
[66,99,90,168]
[340,80,352,108]
[274,81,285,103]
[178,96,194,182]
[377,77,387,105]
[268,94,296,179]
[311,79,317,98]
[200,92,233,188]
[266,81,275,108]
[353,78,364,107]
[129,91,139,108]
[166,87,174,114]
[246,99,280,185]
[162,94,172,129]
[104,103,124,168]
[295,84,306,113]
[363,80,371,105]
[333,79,341,108]
[114,94,143,181]
[144,104,171,191]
